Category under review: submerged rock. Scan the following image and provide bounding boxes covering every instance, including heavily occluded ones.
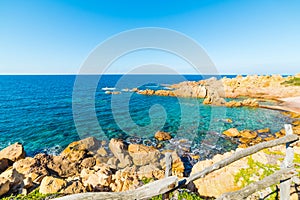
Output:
[105,91,121,95]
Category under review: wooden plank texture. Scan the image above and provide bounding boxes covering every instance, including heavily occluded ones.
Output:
[186,133,298,184]
[280,124,294,200]
[55,176,178,200]
[162,152,173,200]
[217,168,297,200]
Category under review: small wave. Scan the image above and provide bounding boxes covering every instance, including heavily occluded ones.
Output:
[102,87,116,91]
[42,145,62,156]
[145,85,159,88]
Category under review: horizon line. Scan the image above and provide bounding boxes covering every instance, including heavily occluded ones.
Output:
[0,73,295,76]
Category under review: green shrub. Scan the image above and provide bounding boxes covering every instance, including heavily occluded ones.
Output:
[281,77,300,86]
[150,189,204,200]
[234,156,280,200]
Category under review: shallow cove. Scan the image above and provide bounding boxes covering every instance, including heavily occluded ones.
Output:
[0,75,293,158]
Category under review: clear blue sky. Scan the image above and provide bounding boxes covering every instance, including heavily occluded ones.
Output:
[0,0,299,74]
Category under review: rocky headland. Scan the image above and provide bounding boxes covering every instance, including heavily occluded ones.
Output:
[136,74,300,109]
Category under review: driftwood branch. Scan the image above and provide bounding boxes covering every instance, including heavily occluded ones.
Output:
[216,168,297,200]
[55,176,178,200]
[186,134,298,185]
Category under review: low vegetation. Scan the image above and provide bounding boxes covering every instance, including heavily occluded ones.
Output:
[150,189,204,200]
[1,189,60,200]
[281,77,300,86]
[234,156,280,200]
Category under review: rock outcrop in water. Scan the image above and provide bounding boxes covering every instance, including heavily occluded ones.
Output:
[136,74,300,108]
[154,131,172,141]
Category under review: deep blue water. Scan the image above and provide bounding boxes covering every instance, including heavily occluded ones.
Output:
[0,75,292,157]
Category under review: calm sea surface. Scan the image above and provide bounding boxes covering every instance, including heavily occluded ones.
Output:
[0,75,292,157]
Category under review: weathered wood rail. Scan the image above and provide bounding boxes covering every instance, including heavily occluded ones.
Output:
[55,124,299,200]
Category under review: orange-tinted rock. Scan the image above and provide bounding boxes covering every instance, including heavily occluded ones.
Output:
[225,101,242,107]
[239,137,252,144]
[238,144,248,148]
[154,131,172,141]
[257,128,270,134]
[292,120,300,126]
[264,135,275,141]
[293,126,300,135]
[223,128,240,137]
[240,130,257,139]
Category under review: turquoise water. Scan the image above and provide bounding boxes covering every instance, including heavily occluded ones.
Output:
[0,75,292,157]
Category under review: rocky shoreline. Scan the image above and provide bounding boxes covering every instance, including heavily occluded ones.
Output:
[1,113,300,199]
[115,74,300,109]
[1,74,300,199]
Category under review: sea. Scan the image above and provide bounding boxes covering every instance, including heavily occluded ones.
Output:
[0,75,292,159]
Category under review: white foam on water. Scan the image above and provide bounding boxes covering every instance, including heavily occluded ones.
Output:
[102,87,116,91]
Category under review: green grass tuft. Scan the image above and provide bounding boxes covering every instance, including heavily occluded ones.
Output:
[1,189,60,200]
[141,177,154,185]
[150,189,204,200]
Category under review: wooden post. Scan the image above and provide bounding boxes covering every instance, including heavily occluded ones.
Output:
[186,134,298,185]
[280,124,294,200]
[162,152,173,200]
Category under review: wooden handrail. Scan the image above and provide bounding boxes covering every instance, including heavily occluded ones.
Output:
[216,168,297,200]
[186,133,298,185]
[54,125,299,200]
